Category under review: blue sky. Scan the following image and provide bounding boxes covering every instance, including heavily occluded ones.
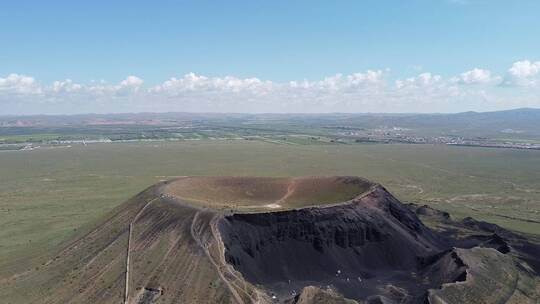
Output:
[1,0,539,114]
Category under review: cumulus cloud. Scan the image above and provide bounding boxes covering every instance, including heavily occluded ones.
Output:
[452,68,494,84]
[0,73,40,94]
[120,76,144,88]
[395,73,442,89]
[52,79,83,93]
[289,70,384,92]
[505,60,540,87]
[52,76,145,96]
[1,62,539,115]
[151,73,272,95]
[508,60,540,78]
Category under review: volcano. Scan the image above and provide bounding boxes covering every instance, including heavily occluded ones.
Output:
[4,176,540,304]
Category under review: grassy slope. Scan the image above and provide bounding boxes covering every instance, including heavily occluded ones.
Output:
[428,247,540,304]
[0,183,242,304]
[1,140,540,277]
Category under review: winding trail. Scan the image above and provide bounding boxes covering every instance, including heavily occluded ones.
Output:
[190,211,246,304]
[209,215,266,303]
[124,198,157,304]
[275,179,297,205]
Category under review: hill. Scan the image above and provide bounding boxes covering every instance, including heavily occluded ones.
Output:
[1,176,539,303]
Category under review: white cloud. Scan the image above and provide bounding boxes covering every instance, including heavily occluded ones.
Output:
[508,60,540,79]
[48,76,145,97]
[395,73,442,89]
[0,63,539,115]
[452,68,494,84]
[120,76,144,87]
[151,73,272,95]
[52,79,82,93]
[317,70,383,88]
[0,73,40,94]
[504,60,540,87]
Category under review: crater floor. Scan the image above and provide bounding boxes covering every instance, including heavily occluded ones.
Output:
[162,176,374,212]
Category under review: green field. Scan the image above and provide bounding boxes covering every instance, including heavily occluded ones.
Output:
[1,140,540,277]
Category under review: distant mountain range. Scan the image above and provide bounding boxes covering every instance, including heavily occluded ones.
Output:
[1,108,540,137]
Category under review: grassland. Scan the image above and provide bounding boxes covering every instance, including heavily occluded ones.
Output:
[1,140,540,278]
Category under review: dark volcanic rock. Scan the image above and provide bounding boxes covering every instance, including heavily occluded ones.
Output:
[219,186,449,302]
[406,203,450,221]
[218,185,540,303]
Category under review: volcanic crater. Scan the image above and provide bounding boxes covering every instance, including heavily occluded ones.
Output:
[7,176,540,304]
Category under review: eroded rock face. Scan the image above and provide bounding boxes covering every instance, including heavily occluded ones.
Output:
[218,185,540,303]
[218,186,447,301]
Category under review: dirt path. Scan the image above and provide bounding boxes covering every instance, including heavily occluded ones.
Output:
[275,179,297,205]
[124,198,156,304]
[405,184,424,194]
[209,215,267,303]
[504,181,540,194]
[190,211,246,304]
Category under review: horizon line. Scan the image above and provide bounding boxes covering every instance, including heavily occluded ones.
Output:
[1,107,539,118]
